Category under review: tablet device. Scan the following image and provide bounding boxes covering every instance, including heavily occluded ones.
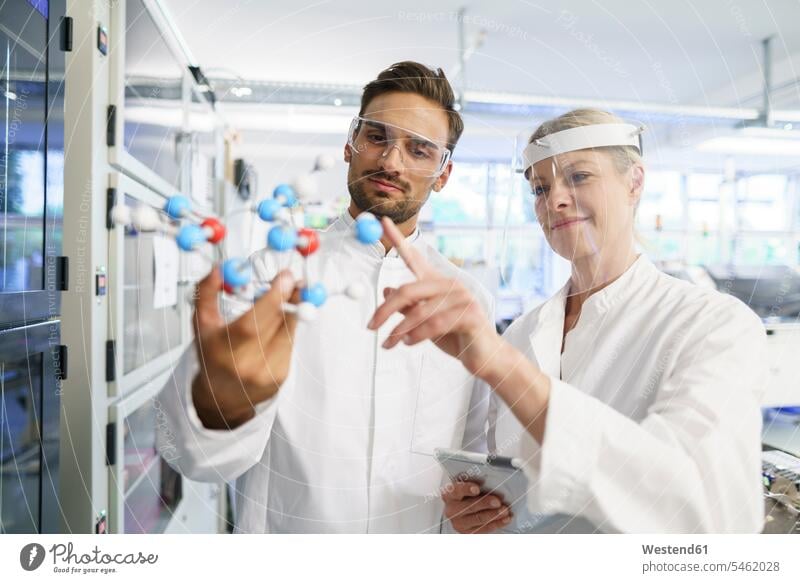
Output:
[435,448,533,532]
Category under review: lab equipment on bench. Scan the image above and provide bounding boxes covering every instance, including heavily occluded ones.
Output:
[762,449,800,514]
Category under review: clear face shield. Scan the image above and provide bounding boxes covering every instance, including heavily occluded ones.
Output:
[346,116,452,178]
[498,122,645,302]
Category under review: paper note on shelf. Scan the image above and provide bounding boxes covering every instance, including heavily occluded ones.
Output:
[153,234,180,309]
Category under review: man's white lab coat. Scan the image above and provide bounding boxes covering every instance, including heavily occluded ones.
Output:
[156,212,492,533]
[492,255,767,533]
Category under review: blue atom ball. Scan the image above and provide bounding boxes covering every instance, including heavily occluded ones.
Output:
[221,259,252,288]
[257,199,281,222]
[176,224,205,251]
[273,183,298,208]
[300,283,327,307]
[164,195,191,220]
[355,217,382,244]
[267,225,298,252]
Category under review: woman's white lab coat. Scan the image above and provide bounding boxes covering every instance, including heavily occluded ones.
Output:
[492,255,767,533]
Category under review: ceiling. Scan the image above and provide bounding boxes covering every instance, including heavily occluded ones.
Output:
[161,0,800,109]
[124,0,800,175]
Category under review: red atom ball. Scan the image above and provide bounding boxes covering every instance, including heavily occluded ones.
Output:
[296,228,320,257]
[202,217,226,244]
[222,283,236,295]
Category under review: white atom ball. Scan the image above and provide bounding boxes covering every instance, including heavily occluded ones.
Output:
[345,282,365,299]
[291,174,317,200]
[273,208,292,224]
[131,205,162,231]
[110,205,132,226]
[297,302,318,322]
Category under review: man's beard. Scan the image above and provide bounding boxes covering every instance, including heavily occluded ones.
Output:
[348,169,427,224]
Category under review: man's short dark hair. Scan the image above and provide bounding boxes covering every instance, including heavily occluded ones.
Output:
[359,61,464,152]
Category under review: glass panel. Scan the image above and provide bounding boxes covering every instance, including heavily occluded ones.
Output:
[123,456,181,534]
[495,228,547,319]
[738,202,787,232]
[435,231,485,263]
[490,163,535,226]
[687,173,723,200]
[639,232,684,262]
[0,353,42,533]
[736,175,788,231]
[637,171,682,231]
[432,163,488,225]
[123,0,186,187]
[119,395,182,533]
[496,230,544,289]
[122,400,159,492]
[687,200,720,231]
[686,174,725,231]
[738,174,788,202]
[122,195,182,374]
[686,234,721,265]
[0,13,47,293]
[733,235,791,266]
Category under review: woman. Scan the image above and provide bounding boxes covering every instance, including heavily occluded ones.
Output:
[368,108,767,533]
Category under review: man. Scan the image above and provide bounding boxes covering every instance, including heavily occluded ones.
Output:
[157,61,493,533]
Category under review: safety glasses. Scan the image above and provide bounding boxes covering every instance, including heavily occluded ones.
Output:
[347,116,451,178]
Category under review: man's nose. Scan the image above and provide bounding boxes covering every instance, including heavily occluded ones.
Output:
[378,143,404,174]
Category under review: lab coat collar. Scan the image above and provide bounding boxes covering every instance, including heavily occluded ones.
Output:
[527,254,655,378]
[333,210,422,263]
[528,284,569,378]
[572,254,655,321]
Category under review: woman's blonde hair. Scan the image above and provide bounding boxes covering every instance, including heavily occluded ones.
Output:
[528,108,642,174]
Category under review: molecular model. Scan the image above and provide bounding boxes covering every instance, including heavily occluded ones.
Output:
[109,154,383,321]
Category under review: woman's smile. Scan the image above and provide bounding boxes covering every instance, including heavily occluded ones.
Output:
[551,216,590,231]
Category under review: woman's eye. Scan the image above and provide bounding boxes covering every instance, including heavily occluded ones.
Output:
[367,133,386,143]
[570,172,589,184]
[531,185,547,197]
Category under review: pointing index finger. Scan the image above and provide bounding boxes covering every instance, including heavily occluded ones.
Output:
[382,217,430,278]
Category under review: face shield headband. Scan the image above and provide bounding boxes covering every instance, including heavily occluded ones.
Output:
[520,123,645,179]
